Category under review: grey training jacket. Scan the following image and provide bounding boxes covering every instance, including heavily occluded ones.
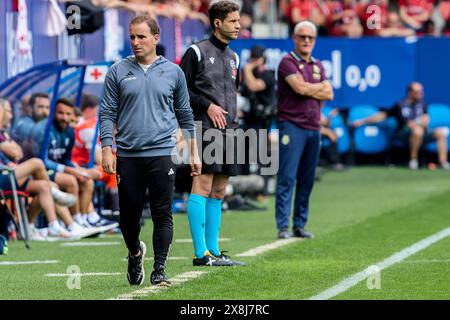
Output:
[100,55,195,157]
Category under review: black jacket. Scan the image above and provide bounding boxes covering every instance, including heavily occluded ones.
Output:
[180,35,240,129]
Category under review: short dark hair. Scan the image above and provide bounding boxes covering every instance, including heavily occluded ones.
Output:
[129,15,160,35]
[250,45,266,59]
[56,97,75,108]
[208,0,240,31]
[29,92,49,108]
[80,93,99,111]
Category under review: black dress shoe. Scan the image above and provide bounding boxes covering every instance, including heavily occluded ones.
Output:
[292,228,314,239]
[277,229,291,239]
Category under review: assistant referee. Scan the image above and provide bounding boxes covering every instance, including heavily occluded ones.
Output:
[180,0,245,267]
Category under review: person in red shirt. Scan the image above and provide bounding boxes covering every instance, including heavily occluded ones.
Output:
[398,0,435,33]
[326,0,363,37]
[72,94,101,168]
[72,93,118,227]
[440,0,450,35]
[359,0,415,36]
[286,0,329,35]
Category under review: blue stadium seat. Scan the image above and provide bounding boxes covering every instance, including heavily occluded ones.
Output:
[348,105,389,154]
[321,106,351,154]
[424,104,450,152]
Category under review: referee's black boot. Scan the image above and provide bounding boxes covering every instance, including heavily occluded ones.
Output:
[150,266,171,286]
[211,250,247,266]
[127,241,147,285]
[193,252,233,266]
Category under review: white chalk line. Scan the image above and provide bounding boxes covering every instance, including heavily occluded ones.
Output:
[109,236,303,300]
[403,259,450,263]
[109,271,206,300]
[60,241,121,247]
[0,260,59,266]
[121,257,189,261]
[237,238,303,257]
[308,226,450,300]
[45,272,122,277]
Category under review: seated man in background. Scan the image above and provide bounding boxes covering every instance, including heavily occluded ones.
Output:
[72,94,102,168]
[352,82,449,170]
[71,93,118,226]
[0,97,95,240]
[10,93,94,227]
[31,98,104,228]
[11,92,50,159]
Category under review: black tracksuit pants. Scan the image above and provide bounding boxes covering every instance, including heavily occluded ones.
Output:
[116,156,175,270]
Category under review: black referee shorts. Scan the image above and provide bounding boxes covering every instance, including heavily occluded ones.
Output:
[199,128,240,177]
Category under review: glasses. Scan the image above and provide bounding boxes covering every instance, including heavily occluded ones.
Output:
[294,34,316,41]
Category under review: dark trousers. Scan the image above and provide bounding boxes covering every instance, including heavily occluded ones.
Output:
[116,156,175,270]
[275,121,320,230]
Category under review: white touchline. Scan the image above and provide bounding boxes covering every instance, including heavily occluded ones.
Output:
[121,257,189,261]
[237,238,302,257]
[45,272,122,277]
[308,226,450,300]
[60,242,121,247]
[404,259,450,263]
[0,260,59,266]
[110,271,206,300]
[109,236,303,300]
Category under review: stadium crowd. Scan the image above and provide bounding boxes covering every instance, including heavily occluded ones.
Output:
[75,0,450,37]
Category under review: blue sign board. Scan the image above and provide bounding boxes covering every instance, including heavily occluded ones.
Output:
[230,37,439,108]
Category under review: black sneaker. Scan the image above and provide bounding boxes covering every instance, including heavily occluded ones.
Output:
[193,253,233,266]
[278,229,291,239]
[127,241,147,285]
[292,228,314,239]
[150,267,171,286]
[212,251,247,266]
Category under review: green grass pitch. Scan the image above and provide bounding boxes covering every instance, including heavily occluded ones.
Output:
[1,167,449,300]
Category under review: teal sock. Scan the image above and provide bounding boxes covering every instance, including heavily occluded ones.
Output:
[186,194,209,259]
[205,197,222,256]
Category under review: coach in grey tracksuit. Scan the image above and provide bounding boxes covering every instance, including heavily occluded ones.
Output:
[100,16,200,286]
